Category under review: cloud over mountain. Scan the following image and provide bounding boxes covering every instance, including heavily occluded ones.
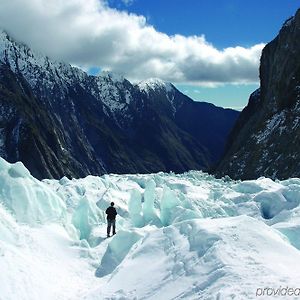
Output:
[0,0,264,85]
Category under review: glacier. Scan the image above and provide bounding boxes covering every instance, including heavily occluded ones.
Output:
[1,157,300,299]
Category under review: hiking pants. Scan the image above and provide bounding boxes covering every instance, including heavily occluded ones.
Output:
[107,219,116,236]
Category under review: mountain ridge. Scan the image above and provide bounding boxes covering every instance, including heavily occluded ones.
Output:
[0,29,239,179]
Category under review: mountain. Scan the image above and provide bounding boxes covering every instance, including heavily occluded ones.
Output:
[214,9,300,180]
[0,30,239,179]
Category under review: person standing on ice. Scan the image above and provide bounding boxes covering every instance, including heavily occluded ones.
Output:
[105,202,117,237]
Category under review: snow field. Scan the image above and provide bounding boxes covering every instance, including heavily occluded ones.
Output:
[1,157,300,299]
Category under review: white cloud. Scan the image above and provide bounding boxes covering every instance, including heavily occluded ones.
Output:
[0,0,264,85]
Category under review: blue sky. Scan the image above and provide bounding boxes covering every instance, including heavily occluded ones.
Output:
[110,0,298,48]
[107,0,299,109]
[0,0,299,110]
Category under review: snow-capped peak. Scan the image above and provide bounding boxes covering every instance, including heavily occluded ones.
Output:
[137,78,178,116]
[137,78,174,94]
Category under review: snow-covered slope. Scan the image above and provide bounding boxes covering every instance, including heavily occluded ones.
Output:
[2,157,300,299]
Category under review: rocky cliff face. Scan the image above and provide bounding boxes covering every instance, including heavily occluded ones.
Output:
[214,9,300,180]
[0,31,239,179]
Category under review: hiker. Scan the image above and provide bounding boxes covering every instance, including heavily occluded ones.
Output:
[105,202,117,237]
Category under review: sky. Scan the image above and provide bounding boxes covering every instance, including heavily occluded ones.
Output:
[0,0,299,109]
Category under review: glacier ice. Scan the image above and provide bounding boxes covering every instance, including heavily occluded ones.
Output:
[128,189,144,227]
[0,157,66,225]
[72,196,102,241]
[2,158,300,299]
[142,179,160,225]
[160,186,181,226]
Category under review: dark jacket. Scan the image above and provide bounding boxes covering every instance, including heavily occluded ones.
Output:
[106,206,117,220]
